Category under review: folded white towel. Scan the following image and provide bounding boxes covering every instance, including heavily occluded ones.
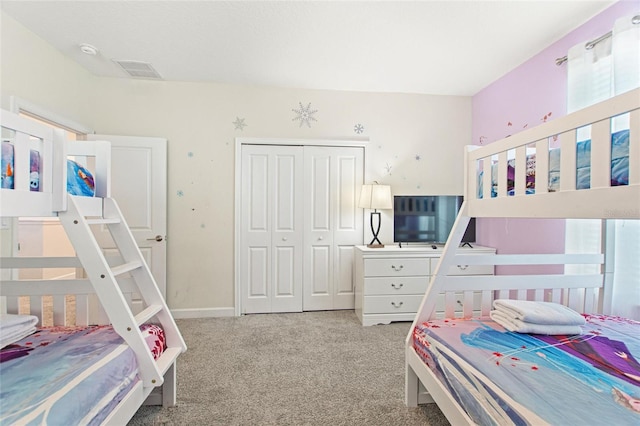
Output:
[490,310,582,335]
[0,314,38,349]
[493,299,585,326]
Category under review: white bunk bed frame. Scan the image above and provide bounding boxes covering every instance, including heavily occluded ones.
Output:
[0,109,187,425]
[405,88,640,425]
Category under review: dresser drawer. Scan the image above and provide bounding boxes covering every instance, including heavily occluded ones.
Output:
[364,276,428,296]
[363,295,423,314]
[446,264,494,276]
[363,258,429,277]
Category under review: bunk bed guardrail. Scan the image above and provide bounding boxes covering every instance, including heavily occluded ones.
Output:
[463,87,639,220]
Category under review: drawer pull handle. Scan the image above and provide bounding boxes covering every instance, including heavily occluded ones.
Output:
[457,265,469,271]
[391,283,404,289]
[391,265,404,272]
[391,301,404,308]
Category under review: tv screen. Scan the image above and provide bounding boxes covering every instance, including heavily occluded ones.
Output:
[393,195,475,245]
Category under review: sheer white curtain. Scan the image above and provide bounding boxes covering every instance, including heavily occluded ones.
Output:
[564,27,611,277]
[609,14,640,319]
[566,12,640,319]
[567,35,612,114]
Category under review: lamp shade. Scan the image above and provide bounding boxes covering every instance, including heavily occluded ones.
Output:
[358,184,392,210]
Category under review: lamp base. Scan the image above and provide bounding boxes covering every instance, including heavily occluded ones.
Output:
[366,243,385,249]
[367,211,384,249]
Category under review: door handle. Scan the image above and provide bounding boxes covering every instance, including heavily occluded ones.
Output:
[147,235,164,242]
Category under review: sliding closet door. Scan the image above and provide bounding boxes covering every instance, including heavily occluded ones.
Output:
[240,145,303,313]
[303,146,364,311]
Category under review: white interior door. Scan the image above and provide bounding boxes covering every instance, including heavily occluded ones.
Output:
[241,145,303,314]
[87,134,167,299]
[303,146,364,311]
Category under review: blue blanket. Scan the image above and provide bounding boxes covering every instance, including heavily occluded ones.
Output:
[0,324,165,425]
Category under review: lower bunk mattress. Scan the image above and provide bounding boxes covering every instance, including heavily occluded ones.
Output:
[0,323,165,425]
[412,314,640,425]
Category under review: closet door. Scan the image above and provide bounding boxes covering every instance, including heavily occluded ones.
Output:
[240,145,303,313]
[303,146,364,311]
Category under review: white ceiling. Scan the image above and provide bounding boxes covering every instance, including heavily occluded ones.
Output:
[1,1,615,96]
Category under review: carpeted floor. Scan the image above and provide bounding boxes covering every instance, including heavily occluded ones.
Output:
[128,310,449,426]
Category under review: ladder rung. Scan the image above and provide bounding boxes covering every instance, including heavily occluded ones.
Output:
[156,347,182,376]
[86,217,121,225]
[135,304,163,325]
[111,260,142,276]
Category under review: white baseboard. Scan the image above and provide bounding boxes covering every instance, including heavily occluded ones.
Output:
[170,307,235,319]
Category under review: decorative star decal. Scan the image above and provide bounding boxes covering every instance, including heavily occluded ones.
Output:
[292,102,318,128]
[233,117,247,131]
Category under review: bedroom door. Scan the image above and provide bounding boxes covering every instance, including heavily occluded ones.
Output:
[86,134,167,299]
[303,146,364,311]
[240,145,304,313]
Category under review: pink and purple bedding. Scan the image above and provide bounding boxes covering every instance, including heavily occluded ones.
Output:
[413,314,640,425]
[0,323,165,425]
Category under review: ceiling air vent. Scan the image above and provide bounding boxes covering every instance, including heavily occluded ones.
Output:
[113,60,163,80]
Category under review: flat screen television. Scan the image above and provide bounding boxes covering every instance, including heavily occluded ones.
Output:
[393,195,476,245]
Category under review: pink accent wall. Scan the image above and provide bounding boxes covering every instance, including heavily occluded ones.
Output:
[471,1,637,274]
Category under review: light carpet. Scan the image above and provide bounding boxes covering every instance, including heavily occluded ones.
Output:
[128,310,449,425]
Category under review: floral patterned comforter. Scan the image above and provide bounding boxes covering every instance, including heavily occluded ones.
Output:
[413,314,640,425]
[0,324,165,425]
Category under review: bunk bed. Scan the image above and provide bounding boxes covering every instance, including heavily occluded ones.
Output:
[0,109,187,425]
[405,88,640,425]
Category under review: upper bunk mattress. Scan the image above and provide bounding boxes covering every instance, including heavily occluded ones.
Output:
[412,314,640,425]
[0,323,165,425]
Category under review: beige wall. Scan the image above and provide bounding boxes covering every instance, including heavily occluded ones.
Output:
[1,12,471,313]
[0,13,95,125]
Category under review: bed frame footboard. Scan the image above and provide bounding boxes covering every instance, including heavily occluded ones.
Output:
[406,346,473,425]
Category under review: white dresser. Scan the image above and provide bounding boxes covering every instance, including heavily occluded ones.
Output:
[354,244,495,326]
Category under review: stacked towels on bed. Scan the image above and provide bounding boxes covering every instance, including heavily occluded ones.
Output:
[490,299,586,335]
[0,314,38,349]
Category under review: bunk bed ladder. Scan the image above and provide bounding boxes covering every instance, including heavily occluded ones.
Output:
[58,195,187,393]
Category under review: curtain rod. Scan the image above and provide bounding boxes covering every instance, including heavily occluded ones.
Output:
[555,14,640,66]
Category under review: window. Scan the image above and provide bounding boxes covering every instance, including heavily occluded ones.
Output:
[565,13,640,318]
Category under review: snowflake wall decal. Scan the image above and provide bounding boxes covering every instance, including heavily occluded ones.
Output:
[292,102,318,128]
[415,154,421,161]
[233,117,247,131]
[354,123,364,134]
[177,190,184,197]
